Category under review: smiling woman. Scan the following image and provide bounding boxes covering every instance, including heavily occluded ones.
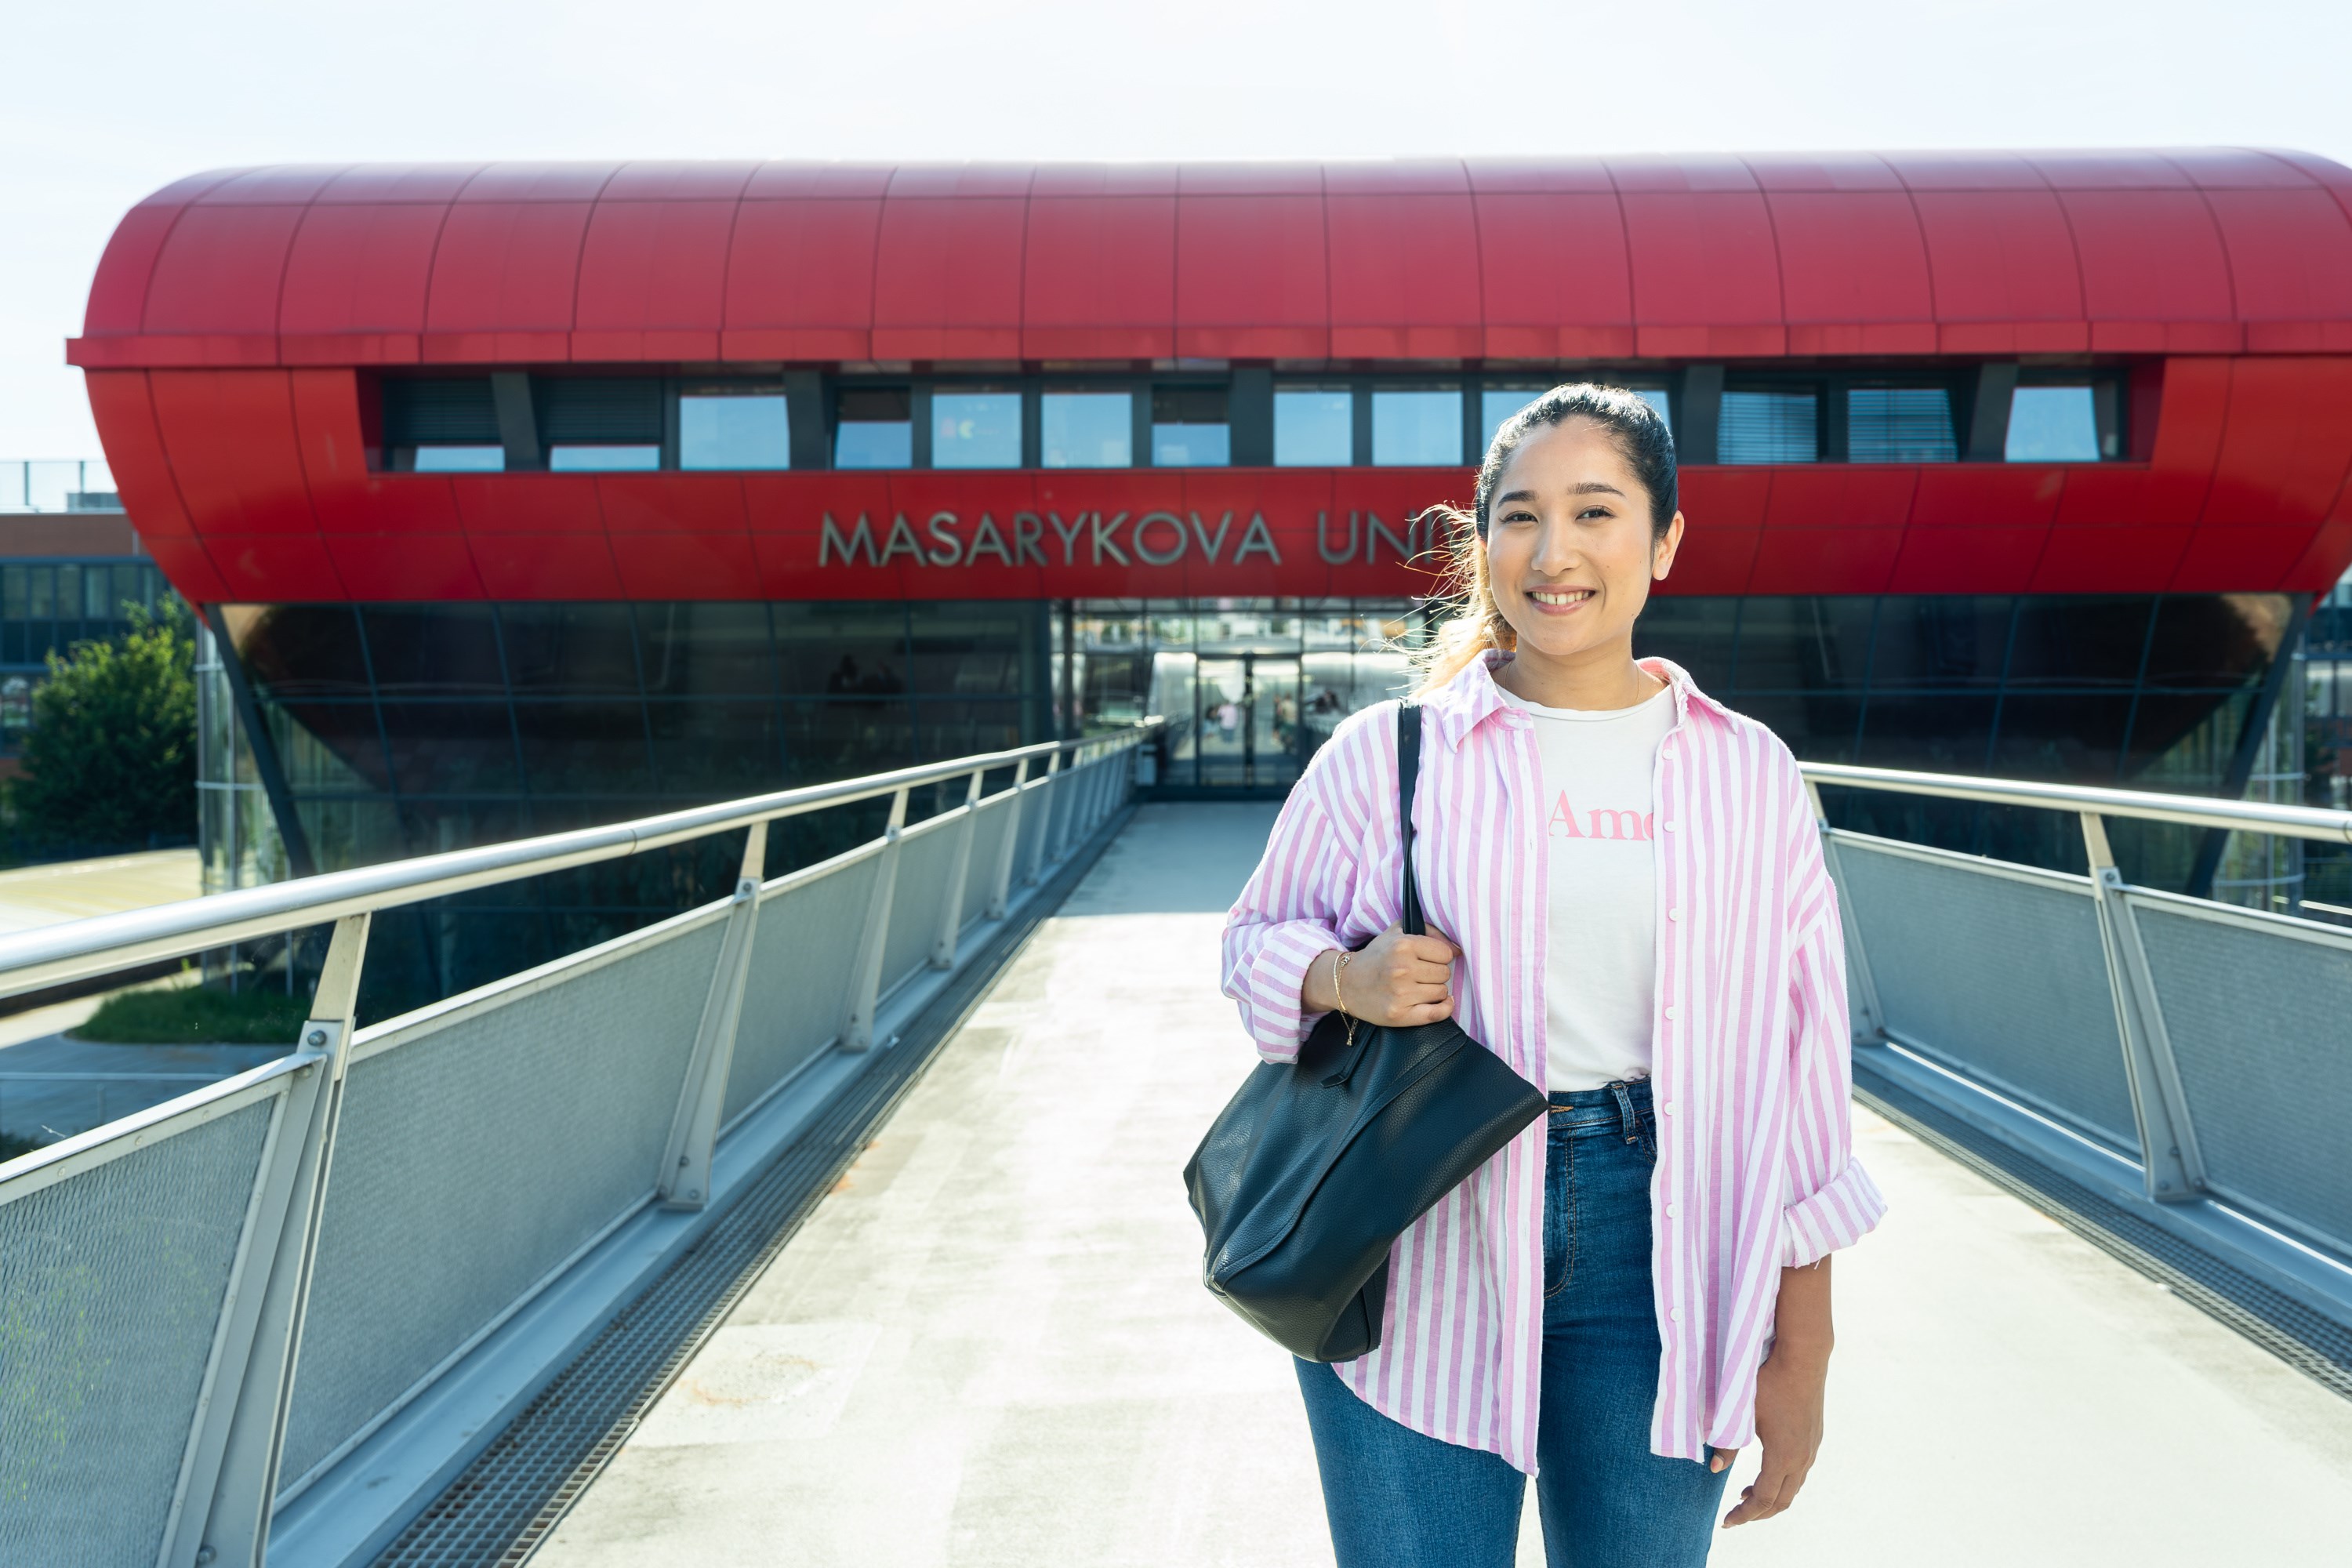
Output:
[1221,383,1882,1566]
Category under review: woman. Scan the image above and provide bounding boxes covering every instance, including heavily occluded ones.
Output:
[1219,384,1884,1566]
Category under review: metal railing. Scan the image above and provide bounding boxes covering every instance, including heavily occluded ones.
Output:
[0,726,1152,1568]
[0,459,120,514]
[1805,762,2352,1265]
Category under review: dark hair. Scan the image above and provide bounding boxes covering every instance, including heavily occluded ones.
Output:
[1473,383,1677,539]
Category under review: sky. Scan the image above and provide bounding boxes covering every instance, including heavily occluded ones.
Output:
[5,0,2348,458]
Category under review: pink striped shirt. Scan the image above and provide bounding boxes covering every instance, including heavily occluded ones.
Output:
[1219,653,1885,1472]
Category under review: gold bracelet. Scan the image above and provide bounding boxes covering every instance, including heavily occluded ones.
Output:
[1332,949,1357,1049]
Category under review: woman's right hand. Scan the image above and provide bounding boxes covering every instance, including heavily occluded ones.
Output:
[1302,923,1461,1028]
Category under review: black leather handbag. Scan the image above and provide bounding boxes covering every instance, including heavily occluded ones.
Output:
[1185,702,1548,1363]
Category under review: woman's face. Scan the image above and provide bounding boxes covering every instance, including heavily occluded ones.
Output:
[1483,417,1684,666]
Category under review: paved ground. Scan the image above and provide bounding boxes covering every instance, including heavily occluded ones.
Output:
[0,848,220,1149]
[536,803,2352,1567]
[0,847,198,936]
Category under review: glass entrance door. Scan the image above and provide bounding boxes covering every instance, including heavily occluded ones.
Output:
[1192,654,1301,788]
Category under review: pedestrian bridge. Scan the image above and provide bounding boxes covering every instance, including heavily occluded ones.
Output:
[2,733,2349,1567]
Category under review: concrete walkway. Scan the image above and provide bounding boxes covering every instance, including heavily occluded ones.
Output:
[538,804,2352,1567]
[0,847,198,936]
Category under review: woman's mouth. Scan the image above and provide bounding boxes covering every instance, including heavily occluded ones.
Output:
[1527,588,1594,612]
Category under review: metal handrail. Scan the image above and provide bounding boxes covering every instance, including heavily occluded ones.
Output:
[0,727,1157,1001]
[1802,761,2352,846]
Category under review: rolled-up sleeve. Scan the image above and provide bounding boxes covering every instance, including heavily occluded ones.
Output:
[1220,785,1366,1064]
[1778,825,1887,1268]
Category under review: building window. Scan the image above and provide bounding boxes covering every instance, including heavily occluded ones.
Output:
[1152,387,1229,466]
[1849,387,1957,464]
[1041,391,1132,468]
[1372,388,1462,466]
[412,446,506,473]
[681,393,789,470]
[548,445,661,472]
[1275,387,1353,466]
[932,390,1022,470]
[835,388,913,469]
[1720,390,1818,464]
[2007,386,2103,462]
[538,378,663,448]
[1480,387,1545,456]
[382,377,503,471]
[1633,387,1672,431]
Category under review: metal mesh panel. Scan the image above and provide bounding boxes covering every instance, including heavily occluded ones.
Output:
[279,920,720,1486]
[0,1098,276,1566]
[2132,901,2352,1254]
[960,793,1015,928]
[878,819,964,996]
[723,856,878,1125]
[1011,778,1054,881]
[1835,840,2138,1150]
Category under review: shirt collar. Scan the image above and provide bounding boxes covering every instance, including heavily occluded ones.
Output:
[1417,648,1735,750]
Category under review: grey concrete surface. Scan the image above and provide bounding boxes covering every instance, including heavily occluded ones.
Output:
[0,1033,283,1148]
[536,803,2352,1568]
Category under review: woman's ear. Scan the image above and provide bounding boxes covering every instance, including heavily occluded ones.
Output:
[1652,511,1687,580]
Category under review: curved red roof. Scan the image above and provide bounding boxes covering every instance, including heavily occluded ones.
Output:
[69,150,2352,369]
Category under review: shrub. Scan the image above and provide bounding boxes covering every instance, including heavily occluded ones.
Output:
[71,983,314,1046]
[13,601,197,850]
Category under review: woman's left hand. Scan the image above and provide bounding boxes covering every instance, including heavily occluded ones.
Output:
[1712,1257,1833,1527]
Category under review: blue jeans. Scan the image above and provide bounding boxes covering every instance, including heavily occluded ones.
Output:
[1295,1079,1730,1566]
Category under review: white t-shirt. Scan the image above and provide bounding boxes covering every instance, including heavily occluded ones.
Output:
[1497,682,1675,1091]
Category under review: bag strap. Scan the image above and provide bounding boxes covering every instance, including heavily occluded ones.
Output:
[1397,702,1425,937]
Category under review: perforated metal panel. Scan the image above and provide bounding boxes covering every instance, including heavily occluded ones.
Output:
[878,819,963,997]
[723,857,877,1126]
[0,1098,276,1566]
[1010,778,1053,881]
[2131,898,2352,1255]
[278,920,720,1488]
[960,793,1014,927]
[1835,837,2139,1151]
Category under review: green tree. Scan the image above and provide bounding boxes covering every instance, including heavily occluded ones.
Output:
[13,601,197,848]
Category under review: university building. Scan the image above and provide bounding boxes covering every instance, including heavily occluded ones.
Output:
[69,151,2352,998]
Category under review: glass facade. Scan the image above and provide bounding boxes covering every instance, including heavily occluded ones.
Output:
[200,584,2307,1014]
[834,388,913,469]
[681,393,789,470]
[1041,392,1131,468]
[1059,600,1423,791]
[0,557,172,759]
[1721,390,1819,463]
[1151,387,1229,467]
[209,600,1054,1015]
[1848,387,1958,463]
[931,392,1022,469]
[2008,386,2103,462]
[1371,389,1462,466]
[1275,387,1354,466]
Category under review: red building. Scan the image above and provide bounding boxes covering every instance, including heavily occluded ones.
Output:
[67,151,2352,981]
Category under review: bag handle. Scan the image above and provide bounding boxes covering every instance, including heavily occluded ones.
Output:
[1397,702,1425,938]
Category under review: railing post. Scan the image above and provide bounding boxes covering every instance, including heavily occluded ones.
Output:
[931,769,984,969]
[1023,753,1062,886]
[657,822,767,1210]
[162,912,370,1568]
[843,788,910,1052]
[1049,747,1083,861]
[1805,780,1886,1044]
[2080,811,2208,1202]
[986,757,1029,919]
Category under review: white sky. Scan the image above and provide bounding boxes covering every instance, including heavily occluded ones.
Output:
[5,0,2348,457]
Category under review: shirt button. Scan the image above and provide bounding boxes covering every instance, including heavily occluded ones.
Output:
[1666,1202,1680,1218]
[1663,1099,1679,1115]
[1664,1005,1679,1021]
[1668,906,1682,921]
[1664,820,1679,832]
[1670,1307,1683,1323]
